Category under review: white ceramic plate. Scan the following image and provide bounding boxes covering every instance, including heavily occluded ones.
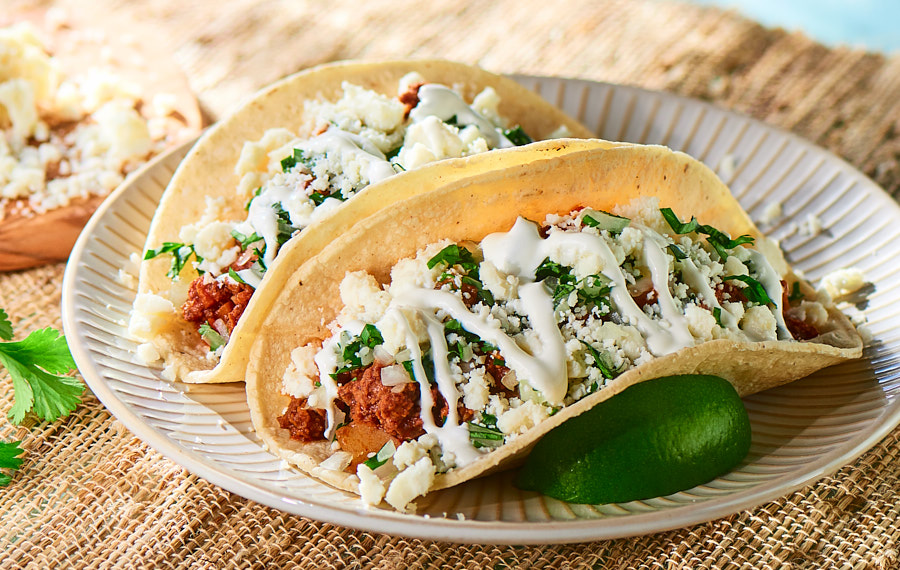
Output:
[62,76,899,544]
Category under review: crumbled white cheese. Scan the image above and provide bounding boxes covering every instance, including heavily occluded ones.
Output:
[135,342,161,363]
[0,23,180,216]
[819,268,866,300]
[338,271,391,324]
[740,305,778,342]
[717,154,738,180]
[282,345,320,398]
[479,260,517,302]
[684,304,717,341]
[497,400,550,436]
[384,456,435,512]
[799,213,824,237]
[357,463,387,507]
[393,435,436,470]
[128,293,175,339]
[759,201,782,225]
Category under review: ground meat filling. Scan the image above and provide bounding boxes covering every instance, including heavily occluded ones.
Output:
[181,273,254,337]
[399,82,423,118]
[782,281,820,340]
[279,362,473,446]
[277,398,326,442]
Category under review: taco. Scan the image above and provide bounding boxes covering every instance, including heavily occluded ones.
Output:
[130,59,594,384]
[243,141,862,512]
[0,13,200,270]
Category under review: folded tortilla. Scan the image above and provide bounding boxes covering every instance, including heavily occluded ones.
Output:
[244,141,862,511]
[130,59,595,383]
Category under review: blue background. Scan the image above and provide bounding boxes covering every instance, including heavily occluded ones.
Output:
[689,0,898,53]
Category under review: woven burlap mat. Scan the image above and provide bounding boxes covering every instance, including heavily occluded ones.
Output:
[2,1,900,567]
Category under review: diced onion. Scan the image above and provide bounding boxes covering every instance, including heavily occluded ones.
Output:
[380,363,412,386]
[318,451,353,471]
[501,369,518,391]
[373,345,395,365]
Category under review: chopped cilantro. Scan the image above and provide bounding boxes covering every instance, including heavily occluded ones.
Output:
[581,209,630,233]
[460,275,495,305]
[667,244,688,260]
[723,275,774,305]
[535,258,611,309]
[579,340,620,380]
[331,324,384,379]
[273,203,299,246]
[310,190,345,206]
[503,126,533,146]
[198,323,227,350]
[660,208,700,234]
[227,267,247,285]
[2,324,81,424]
[788,282,805,303]
[280,148,315,172]
[144,242,203,280]
[427,244,478,273]
[245,186,263,211]
[385,146,402,160]
[467,421,504,449]
[659,208,754,261]
[230,229,262,249]
[713,306,723,326]
[362,440,396,470]
[0,440,24,487]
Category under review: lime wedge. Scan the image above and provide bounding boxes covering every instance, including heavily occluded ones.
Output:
[515,374,751,504]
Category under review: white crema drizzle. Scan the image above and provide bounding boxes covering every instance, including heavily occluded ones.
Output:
[410,84,514,148]
[312,214,790,465]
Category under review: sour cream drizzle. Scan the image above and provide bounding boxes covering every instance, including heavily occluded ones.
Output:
[481,218,693,355]
[396,309,481,467]
[748,250,791,339]
[410,84,513,148]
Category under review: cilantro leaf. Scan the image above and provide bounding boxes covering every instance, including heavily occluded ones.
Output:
[2,327,82,424]
[579,340,621,380]
[230,229,262,250]
[660,208,700,234]
[144,242,203,279]
[198,323,227,350]
[0,309,12,341]
[281,148,315,172]
[788,282,805,303]
[667,244,687,260]
[362,440,396,470]
[723,275,774,305]
[467,421,504,448]
[660,208,754,261]
[427,244,478,272]
[0,440,24,487]
[503,126,533,146]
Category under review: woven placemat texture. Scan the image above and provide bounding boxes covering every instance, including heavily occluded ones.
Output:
[2,0,900,568]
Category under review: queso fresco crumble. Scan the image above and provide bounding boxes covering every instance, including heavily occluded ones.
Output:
[136,71,568,360]
[274,198,839,511]
[0,23,185,217]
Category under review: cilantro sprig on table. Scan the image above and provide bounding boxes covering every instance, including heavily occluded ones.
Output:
[0,440,24,487]
[0,308,82,487]
[0,309,83,424]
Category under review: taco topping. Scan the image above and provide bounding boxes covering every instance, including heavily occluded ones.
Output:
[144,73,558,350]
[275,198,837,511]
[0,23,190,217]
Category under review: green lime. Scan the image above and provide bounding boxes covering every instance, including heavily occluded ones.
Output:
[515,374,751,504]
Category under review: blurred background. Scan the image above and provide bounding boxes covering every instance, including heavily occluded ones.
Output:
[691,0,898,53]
